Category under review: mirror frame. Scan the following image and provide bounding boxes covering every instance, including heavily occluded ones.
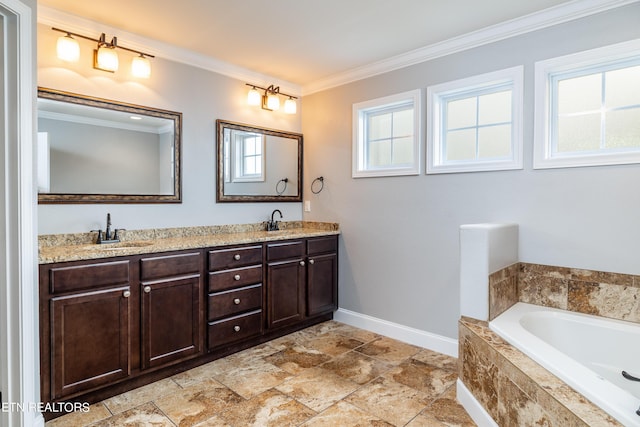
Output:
[216,120,303,203]
[37,87,182,204]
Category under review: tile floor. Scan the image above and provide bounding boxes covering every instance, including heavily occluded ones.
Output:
[46,321,476,427]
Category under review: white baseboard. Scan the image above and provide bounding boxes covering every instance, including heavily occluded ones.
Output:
[333,308,458,357]
[456,380,498,427]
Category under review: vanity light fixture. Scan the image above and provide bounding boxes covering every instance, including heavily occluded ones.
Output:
[245,83,298,114]
[52,27,154,78]
[95,34,119,72]
[56,32,80,62]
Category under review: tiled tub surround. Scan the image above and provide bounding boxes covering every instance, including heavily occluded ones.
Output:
[461,262,639,426]
[489,262,640,323]
[459,317,621,427]
[39,221,339,263]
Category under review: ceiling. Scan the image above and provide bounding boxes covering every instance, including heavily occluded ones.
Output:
[38,0,605,91]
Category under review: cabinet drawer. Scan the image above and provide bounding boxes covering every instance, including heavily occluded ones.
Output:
[267,241,305,262]
[49,260,130,294]
[207,310,262,349]
[209,246,262,271]
[208,284,262,321]
[140,252,201,281]
[208,266,262,292]
[307,236,338,255]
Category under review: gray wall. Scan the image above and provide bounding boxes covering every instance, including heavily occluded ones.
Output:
[37,23,302,234]
[302,4,640,339]
[39,118,162,194]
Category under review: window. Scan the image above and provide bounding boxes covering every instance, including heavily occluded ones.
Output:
[353,89,421,177]
[534,39,640,169]
[427,66,523,174]
[233,132,265,182]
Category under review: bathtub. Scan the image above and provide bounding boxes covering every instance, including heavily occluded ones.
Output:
[490,302,640,427]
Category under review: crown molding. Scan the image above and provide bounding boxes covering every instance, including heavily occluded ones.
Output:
[37,5,302,96]
[301,0,640,95]
[38,1,638,98]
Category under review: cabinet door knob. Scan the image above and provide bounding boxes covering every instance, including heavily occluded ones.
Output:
[233,325,240,332]
[144,286,151,293]
[234,274,241,281]
[309,259,315,265]
[234,254,241,260]
[233,298,241,305]
[300,261,305,266]
[123,290,131,298]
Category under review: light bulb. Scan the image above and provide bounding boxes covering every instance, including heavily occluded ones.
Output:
[247,87,261,106]
[131,55,151,78]
[96,46,119,72]
[284,98,297,114]
[56,34,80,62]
[266,93,280,110]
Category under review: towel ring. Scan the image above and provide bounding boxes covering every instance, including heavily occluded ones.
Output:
[311,176,324,194]
[276,178,288,195]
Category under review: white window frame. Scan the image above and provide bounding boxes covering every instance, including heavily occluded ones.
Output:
[534,39,640,169]
[352,89,421,178]
[426,66,523,174]
[232,133,265,182]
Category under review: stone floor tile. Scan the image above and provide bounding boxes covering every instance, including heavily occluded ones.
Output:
[355,336,422,364]
[101,378,182,414]
[384,358,458,398]
[86,402,173,427]
[216,388,316,426]
[212,357,292,399]
[345,376,432,426]
[412,349,458,372]
[301,401,393,426]
[45,403,111,427]
[275,367,360,412]
[320,350,392,384]
[299,333,365,357]
[154,378,243,426]
[264,344,332,374]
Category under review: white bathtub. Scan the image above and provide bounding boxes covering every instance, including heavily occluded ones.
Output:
[490,302,640,427]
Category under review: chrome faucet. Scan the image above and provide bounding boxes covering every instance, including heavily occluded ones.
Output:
[266,209,283,231]
[91,213,122,244]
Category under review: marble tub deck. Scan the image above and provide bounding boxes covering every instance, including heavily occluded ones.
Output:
[46,321,475,427]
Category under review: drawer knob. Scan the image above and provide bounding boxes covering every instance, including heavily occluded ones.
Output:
[300,261,305,266]
[234,274,241,281]
[234,298,241,305]
[233,325,240,332]
[234,254,241,260]
[144,286,151,293]
[309,259,315,265]
[123,290,131,298]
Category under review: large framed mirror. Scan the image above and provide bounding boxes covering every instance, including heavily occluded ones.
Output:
[217,120,302,203]
[37,87,182,204]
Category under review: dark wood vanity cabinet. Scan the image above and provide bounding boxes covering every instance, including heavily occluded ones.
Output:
[266,235,338,329]
[40,234,337,415]
[139,252,203,369]
[40,260,132,401]
[207,245,264,350]
[39,251,204,404]
[266,240,306,329]
[306,236,339,316]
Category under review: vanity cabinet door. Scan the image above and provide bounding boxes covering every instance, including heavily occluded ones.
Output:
[50,286,130,399]
[307,252,338,316]
[140,252,203,369]
[306,236,338,317]
[266,257,306,329]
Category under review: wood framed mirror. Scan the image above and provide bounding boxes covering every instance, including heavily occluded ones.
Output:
[216,120,302,203]
[37,87,182,204]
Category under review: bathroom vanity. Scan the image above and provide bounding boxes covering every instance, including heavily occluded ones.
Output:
[38,223,338,416]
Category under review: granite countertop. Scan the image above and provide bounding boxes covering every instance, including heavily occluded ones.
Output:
[39,221,339,264]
